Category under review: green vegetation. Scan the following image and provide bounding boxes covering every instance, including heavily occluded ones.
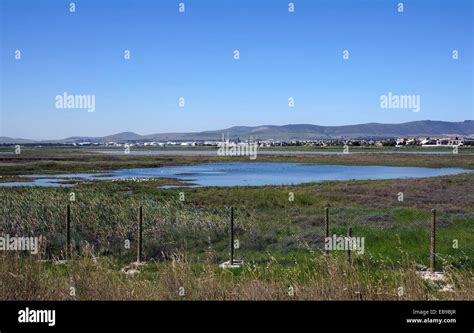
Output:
[0,148,472,300]
[1,250,472,300]
[0,146,473,177]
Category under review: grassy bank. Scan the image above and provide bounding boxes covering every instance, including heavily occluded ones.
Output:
[0,147,472,300]
[0,147,473,177]
[1,178,472,300]
[1,250,472,300]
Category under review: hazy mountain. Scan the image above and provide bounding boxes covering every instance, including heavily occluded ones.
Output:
[1,120,473,144]
[40,131,144,144]
[0,137,38,144]
[143,120,474,141]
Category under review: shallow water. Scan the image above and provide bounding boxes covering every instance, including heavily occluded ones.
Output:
[0,162,470,188]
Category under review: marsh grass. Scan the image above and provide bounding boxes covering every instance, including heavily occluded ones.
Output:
[0,249,472,300]
[0,192,472,300]
[1,192,472,268]
[0,148,472,300]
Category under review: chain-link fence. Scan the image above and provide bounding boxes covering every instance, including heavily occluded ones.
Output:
[1,203,472,270]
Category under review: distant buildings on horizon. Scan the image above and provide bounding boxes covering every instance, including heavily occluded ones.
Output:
[20,135,472,148]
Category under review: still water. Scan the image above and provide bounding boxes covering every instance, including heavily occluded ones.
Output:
[0,162,469,187]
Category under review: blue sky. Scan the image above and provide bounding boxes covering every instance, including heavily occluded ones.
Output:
[1,0,473,140]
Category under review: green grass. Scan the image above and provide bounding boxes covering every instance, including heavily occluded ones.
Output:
[1,146,473,177]
[0,147,472,300]
[1,186,472,269]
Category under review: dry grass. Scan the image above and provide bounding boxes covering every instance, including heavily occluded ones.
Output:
[1,250,472,301]
[1,148,472,300]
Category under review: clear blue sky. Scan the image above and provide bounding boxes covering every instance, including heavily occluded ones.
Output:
[1,0,473,140]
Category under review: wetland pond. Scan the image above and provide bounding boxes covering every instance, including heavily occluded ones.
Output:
[0,162,470,187]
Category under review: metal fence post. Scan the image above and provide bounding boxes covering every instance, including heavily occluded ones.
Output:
[137,206,143,263]
[347,227,352,263]
[66,204,71,260]
[431,209,436,272]
[230,207,234,265]
[325,207,330,254]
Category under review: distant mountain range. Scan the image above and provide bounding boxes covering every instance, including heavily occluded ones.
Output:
[1,120,473,144]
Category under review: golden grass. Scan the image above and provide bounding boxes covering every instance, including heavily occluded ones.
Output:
[1,250,472,301]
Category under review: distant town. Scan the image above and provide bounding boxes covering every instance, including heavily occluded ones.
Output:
[5,135,473,148]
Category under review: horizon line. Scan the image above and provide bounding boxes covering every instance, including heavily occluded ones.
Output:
[1,119,473,142]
